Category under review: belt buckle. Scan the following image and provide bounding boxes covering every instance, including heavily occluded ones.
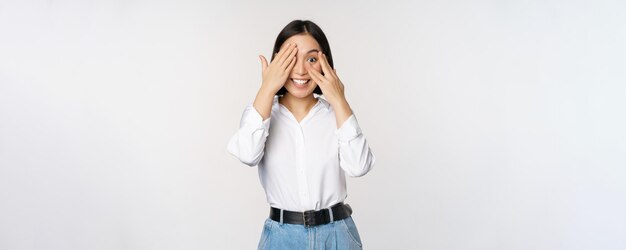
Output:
[302,210,316,227]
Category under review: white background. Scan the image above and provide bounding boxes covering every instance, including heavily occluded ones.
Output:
[1,0,625,249]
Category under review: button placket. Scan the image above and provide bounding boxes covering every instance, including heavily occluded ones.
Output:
[295,124,310,209]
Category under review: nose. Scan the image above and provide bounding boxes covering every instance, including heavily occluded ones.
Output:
[293,57,306,76]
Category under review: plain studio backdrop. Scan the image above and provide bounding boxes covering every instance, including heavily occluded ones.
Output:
[1,0,625,249]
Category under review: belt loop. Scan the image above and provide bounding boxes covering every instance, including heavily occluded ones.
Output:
[279,209,284,225]
[328,207,334,224]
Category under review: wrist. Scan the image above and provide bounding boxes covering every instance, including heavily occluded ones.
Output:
[257,86,277,99]
[328,96,348,108]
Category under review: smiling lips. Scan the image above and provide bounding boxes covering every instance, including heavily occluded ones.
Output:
[292,78,310,87]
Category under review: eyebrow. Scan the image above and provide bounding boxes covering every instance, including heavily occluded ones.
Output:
[305,49,320,54]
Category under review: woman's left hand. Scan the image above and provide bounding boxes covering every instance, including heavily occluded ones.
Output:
[308,52,353,127]
[308,52,347,106]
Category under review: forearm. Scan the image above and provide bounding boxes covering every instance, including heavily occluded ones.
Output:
[253,89,275,120]
[332,99,353,128]
[335,110,376,177]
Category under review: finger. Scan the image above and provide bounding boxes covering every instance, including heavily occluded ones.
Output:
[275,43,295,65]
[281,46,298,68]
[309,68,325,86]
[286,55,296,72]
[273,43,290,63]
[318,52,332,79]
[326,55,338,77]
[259,55,268,71]
[319,52,337,79]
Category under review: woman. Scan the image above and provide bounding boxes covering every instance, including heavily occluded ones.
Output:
[227,20,376,250]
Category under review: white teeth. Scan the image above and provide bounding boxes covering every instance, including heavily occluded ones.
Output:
[293,79,309,85]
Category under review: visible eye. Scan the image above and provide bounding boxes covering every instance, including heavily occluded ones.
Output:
[306,57,317,63]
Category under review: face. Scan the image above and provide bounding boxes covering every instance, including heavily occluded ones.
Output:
[278,34,323,99]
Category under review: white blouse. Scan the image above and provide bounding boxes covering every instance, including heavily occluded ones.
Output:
[227,95,376,212]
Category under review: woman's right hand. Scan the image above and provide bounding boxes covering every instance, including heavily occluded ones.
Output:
[258,42,298,95]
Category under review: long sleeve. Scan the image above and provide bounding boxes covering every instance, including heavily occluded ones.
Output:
[335,114,376,177]
[227,104,271,167]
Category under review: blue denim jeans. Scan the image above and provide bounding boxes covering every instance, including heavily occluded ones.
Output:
[257,216,363,250]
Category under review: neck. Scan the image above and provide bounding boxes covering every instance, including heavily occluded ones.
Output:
[279,93,318,114]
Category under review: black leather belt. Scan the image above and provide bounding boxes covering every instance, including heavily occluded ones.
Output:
[269,202,353,227]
